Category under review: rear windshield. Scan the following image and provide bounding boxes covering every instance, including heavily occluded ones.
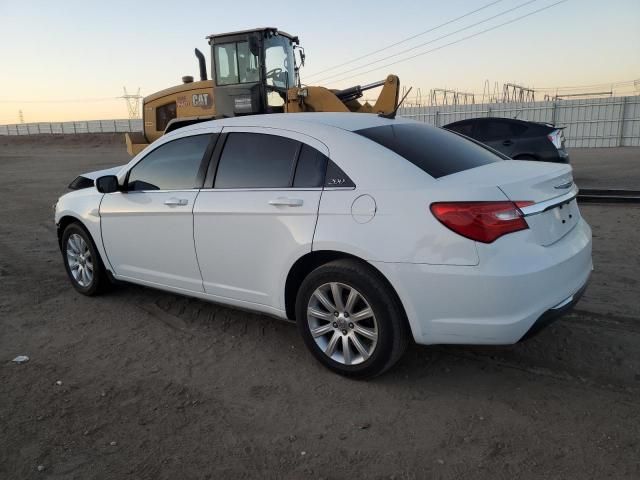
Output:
[355,123,502,178]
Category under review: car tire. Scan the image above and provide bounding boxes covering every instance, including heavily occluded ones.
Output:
[295,259,409,379]
[61,222,110,296]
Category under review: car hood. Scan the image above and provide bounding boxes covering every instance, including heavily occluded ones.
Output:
[80,165,124,180]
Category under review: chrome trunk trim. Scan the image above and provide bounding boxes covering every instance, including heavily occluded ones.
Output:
[518,184,579,217]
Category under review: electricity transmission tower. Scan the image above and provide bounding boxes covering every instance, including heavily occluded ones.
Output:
[502,83,535,103]
[120,87,142,119]
[429,89,475,106]
[18,110,24,124]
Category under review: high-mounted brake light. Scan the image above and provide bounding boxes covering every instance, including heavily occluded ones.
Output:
[430,201,533,243]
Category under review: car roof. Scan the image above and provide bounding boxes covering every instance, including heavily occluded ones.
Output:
[445,117,540,127]
[179,112,415,136]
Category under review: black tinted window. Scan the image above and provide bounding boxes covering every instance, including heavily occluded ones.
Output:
[127,134,211,191]
[293,145,328,187]
[325,160,355,188]
[355,123,501,179]
[479,120,527,141]
[446,121,474,137]
[215,133,299,188]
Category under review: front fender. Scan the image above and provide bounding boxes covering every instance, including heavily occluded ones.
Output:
[55,189,113,272]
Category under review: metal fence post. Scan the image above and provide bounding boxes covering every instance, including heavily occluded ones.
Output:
[73,122,77,134]
[552,101,558,125]
[617,96,627,147]
[435,110,440,127]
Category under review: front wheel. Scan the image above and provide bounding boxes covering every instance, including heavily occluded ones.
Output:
[296,259,409,379]
[61,223,109,296]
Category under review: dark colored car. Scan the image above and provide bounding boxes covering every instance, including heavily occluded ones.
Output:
[444,117,569,163]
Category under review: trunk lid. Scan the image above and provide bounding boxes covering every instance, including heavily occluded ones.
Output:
[439,160,579,246]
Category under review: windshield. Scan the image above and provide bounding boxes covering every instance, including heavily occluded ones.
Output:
[214,41,259,86]
[264,35,296,89]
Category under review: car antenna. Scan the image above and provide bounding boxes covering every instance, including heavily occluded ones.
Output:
[379,87,413,120]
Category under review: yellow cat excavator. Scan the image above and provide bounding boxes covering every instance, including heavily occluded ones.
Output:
[126,27,400,155]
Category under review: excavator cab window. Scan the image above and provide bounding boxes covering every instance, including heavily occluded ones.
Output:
[264,35,296,89]
[264,35,296,110]
[214,41,259,86]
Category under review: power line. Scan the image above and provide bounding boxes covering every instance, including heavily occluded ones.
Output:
[313,0,539,84]
[304,0,506,80]
[316,0,541,85]
[323,0,569,86]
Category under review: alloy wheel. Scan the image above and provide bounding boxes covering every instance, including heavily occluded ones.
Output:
[306,282,378,365]
[66,233,94,287]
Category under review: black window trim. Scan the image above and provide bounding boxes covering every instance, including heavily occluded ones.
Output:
[123,133,219,193]
[203,129,356,191]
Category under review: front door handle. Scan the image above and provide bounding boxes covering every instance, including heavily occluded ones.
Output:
[502,139,514,146]
[269,197,304,207]
[164,198,189,206]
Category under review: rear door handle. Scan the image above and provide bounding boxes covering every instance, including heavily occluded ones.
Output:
[268,197,304,207]
[164,198,189,206]
[502,140,514,146]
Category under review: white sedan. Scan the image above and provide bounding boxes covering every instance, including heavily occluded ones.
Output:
[55,113,592,378]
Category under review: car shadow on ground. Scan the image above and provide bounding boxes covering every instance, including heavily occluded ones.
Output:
[96,281,637,392]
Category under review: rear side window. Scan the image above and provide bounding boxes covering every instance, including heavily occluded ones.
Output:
[127,134,211,191]
[478,120,527,141]
[355,123,501,179]
[215,133,300,188]
[293,145,328,188]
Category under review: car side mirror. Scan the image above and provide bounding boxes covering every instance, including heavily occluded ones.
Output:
[95,175,120,193]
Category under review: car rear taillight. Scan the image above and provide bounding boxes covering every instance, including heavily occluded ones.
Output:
[547,129,563,150]
[430,201,533,243]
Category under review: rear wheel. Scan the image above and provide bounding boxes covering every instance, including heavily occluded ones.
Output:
[296,259,408,378]
[61,223,109,296]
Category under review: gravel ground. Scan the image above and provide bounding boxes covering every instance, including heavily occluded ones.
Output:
[569,147,640,189]
[1,135,639,479]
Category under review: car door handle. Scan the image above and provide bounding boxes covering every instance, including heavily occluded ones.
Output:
[164,198,189,206]
[268,197,304,207]
[502,140,514,146]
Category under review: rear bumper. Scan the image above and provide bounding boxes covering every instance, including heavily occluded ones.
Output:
[371,218,592,345]
[519,274,589,341]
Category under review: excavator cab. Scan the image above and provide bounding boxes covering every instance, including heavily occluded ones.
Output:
[208,27,300,117]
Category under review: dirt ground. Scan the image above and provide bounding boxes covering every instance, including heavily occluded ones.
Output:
[1,134,639,479]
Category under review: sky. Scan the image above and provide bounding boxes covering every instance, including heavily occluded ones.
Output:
[0,0,638,124]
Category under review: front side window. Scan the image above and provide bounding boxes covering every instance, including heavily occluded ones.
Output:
[355,123,501,179]
[214,133,300,188]
[214,42,259,86]
[127,135,211,191]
